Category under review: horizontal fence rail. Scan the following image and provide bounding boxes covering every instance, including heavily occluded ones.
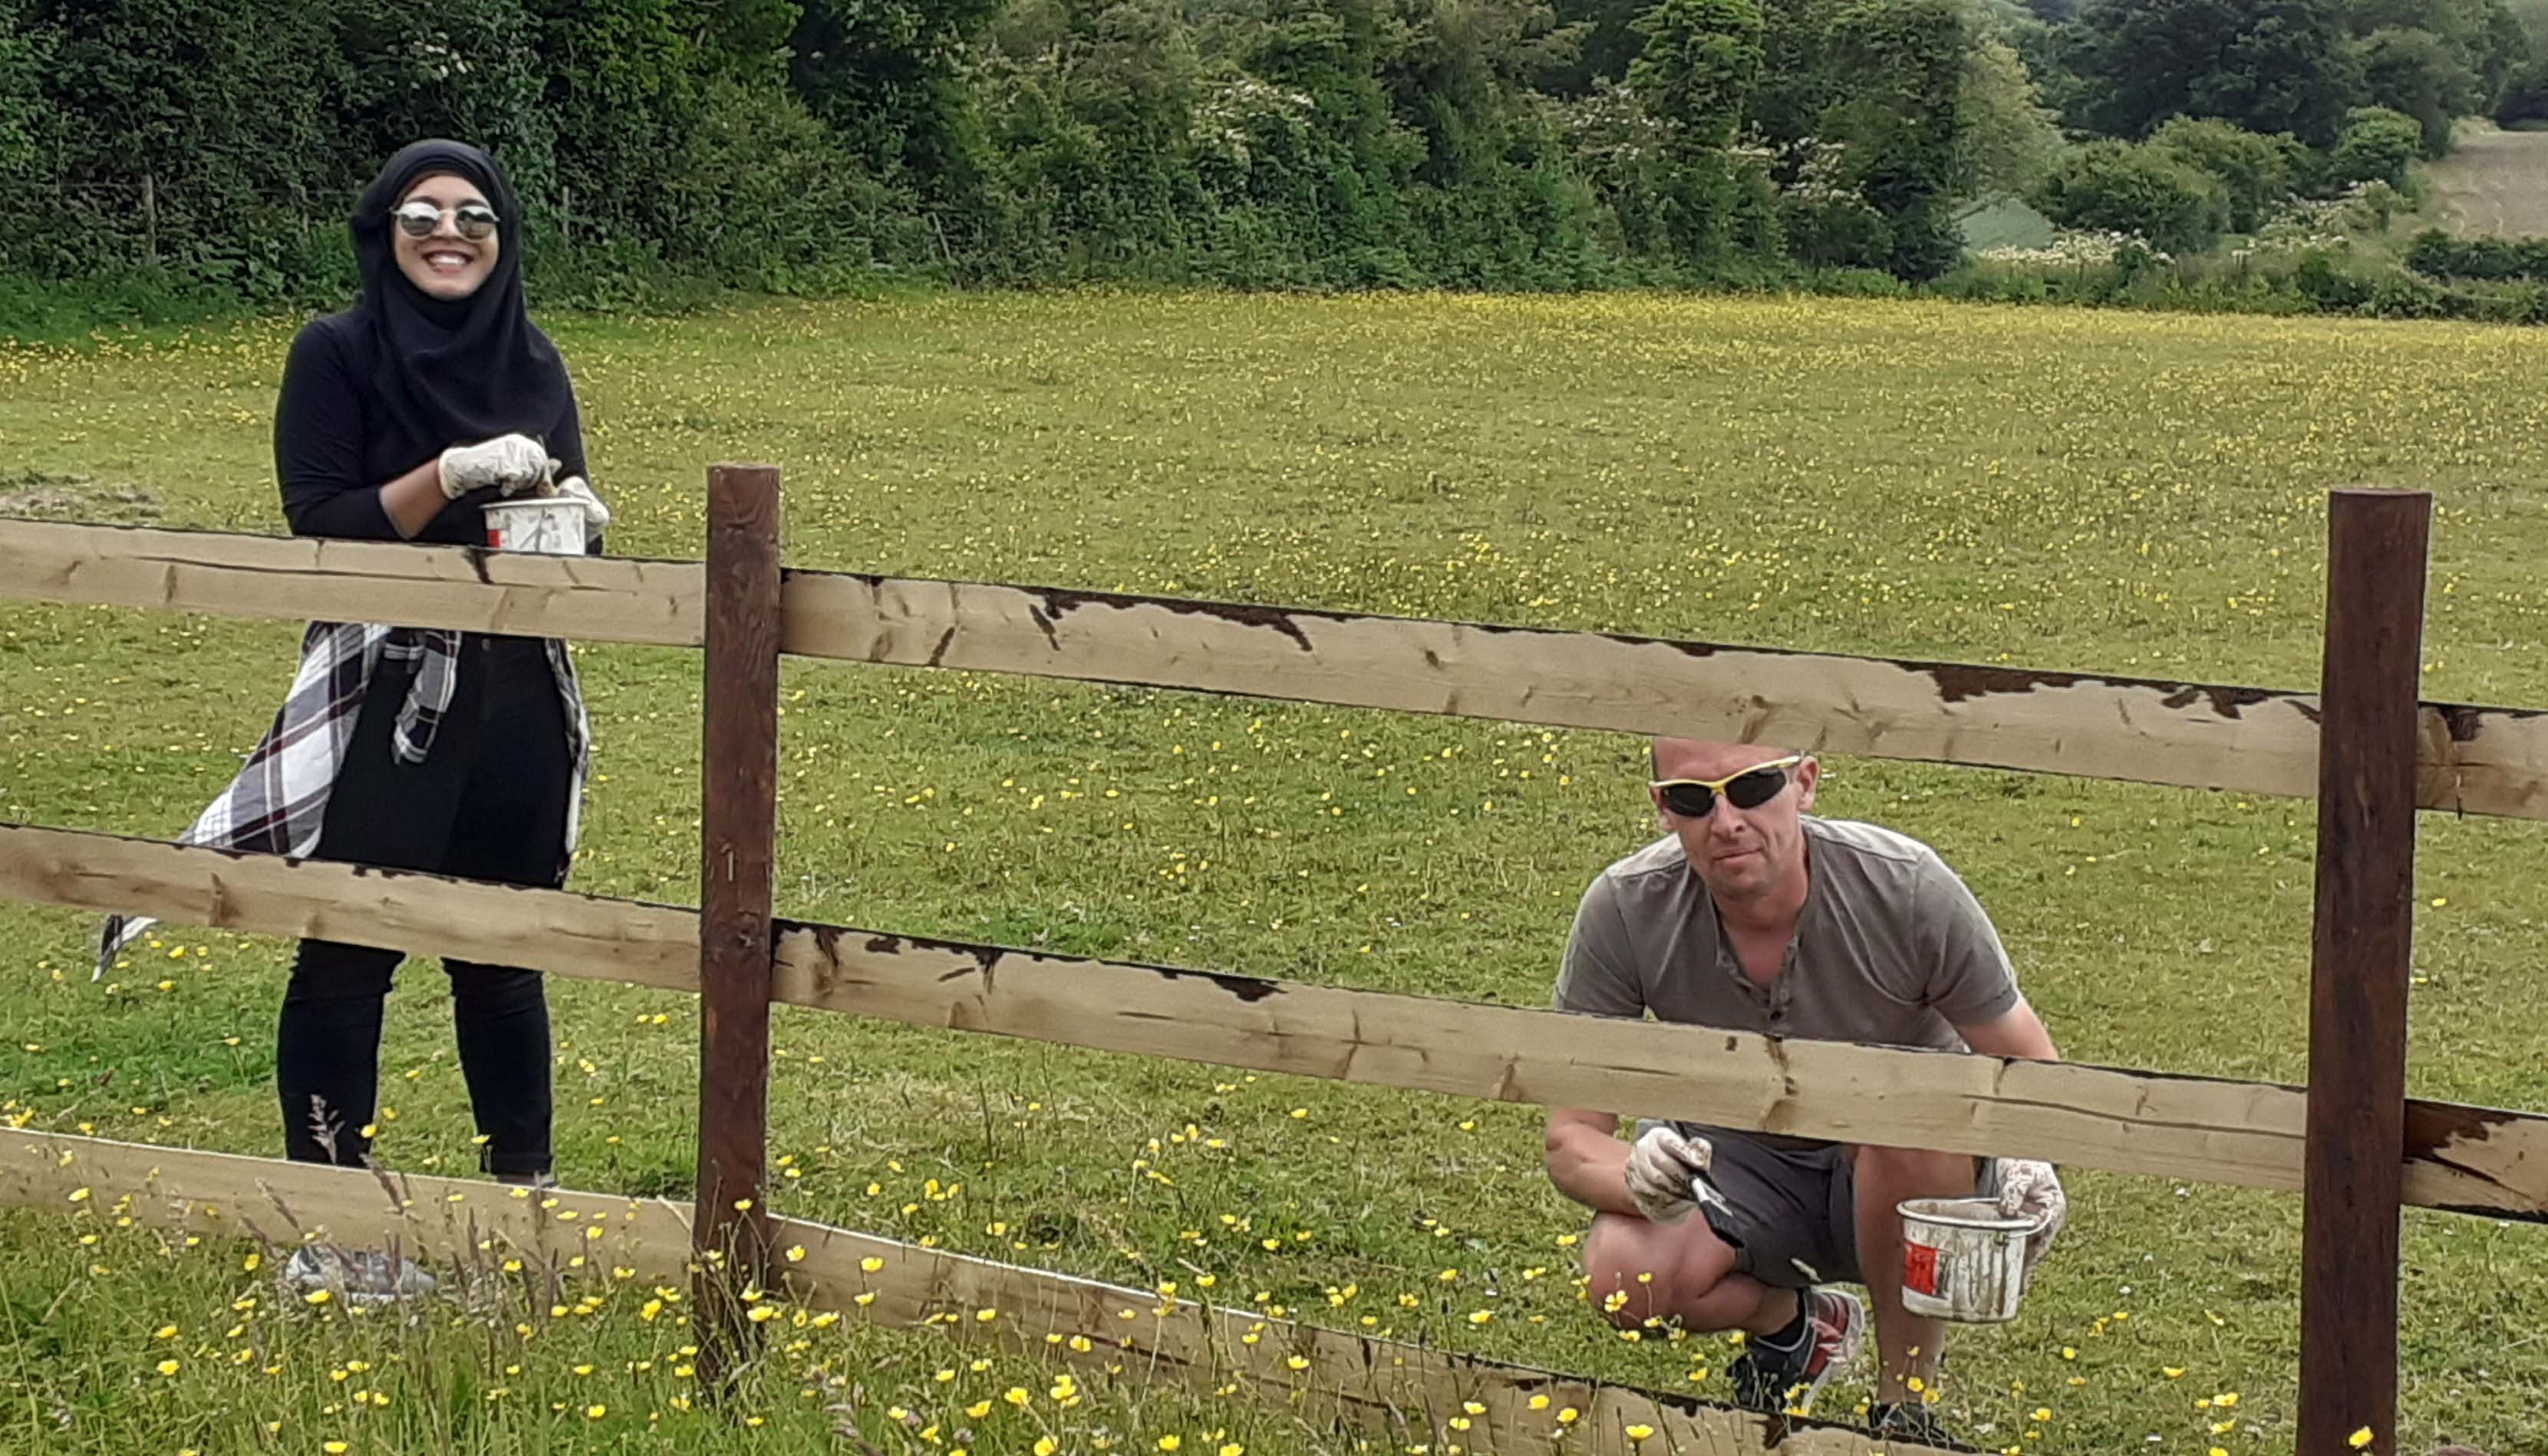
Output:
[8,822,2540,1222]
[1,518,705,646]
[0,1129,1920,1455]
[8,518,2547,817]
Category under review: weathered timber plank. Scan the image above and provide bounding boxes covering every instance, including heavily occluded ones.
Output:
[694,463,785,1380]
[780,571,2548,819]
[9,521,2544,817]
[0,1130,1924,1455]
[0,821,698,991]
[0,519,702,646]
[770,923,2548,1217]
[5,824,2541,1220]
[2297,490,2428,1456]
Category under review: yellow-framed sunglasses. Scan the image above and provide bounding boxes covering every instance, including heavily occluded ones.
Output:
[1649,754,1804,818]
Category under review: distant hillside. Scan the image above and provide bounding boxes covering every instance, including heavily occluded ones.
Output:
[2425,124,2548,234]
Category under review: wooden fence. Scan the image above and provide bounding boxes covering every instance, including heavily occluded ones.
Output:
[2,476,2535,1455]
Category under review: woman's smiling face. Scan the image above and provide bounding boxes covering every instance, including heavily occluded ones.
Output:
[391,172,500,301]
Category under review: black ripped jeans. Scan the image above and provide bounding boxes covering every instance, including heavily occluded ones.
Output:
[278,634,572,1179]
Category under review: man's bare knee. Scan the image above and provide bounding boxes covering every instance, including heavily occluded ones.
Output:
[1584,1212,1735,1330]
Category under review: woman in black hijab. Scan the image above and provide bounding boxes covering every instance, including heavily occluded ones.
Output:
[259,140,604,1184]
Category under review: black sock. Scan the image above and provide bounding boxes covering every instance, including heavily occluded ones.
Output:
[1753,1291,1811,1352]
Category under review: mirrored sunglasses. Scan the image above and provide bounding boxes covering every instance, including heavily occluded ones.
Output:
[391,200,499,242]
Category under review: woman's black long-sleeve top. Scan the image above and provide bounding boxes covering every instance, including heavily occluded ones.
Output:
[274,311,590,544]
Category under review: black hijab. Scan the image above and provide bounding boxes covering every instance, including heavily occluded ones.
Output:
[348,140,572,454]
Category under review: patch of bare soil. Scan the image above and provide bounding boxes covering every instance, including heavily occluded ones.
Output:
[0,469,162,522]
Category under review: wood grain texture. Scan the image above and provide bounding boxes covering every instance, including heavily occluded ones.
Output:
[768,922,2548,1216]
[2297,491,2428,1456]
[696,464,784,1378]
[9,518,2546,819]
[6,824,2543,1220]
[780,569,2548,819]
[0,1129,1931,1455]
[4,822,700,988]
[0,518,704,644]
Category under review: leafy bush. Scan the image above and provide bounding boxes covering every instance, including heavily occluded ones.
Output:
[2329,106,2425,189]
[2363,268,2447,317]
[2146,117,2302,232]
[2404,227,2548,282]
[2029,139,2227,254]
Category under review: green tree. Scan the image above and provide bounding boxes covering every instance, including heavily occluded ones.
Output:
[1745,0,1845,143]
[1629,0,1767,147]
[1830,0,1973,273]
[2059,0,2361,145]
[2351,25,2482,154]
[1959,30,2063,199]
[1619,0,1771,268]
[2342,0,2531,101]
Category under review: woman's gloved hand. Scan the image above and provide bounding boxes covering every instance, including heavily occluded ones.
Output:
[551,476,611,530]
[438,434,554,500]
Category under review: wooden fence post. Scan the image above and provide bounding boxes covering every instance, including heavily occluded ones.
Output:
[2297,488,2429,1456]
[693,463,783,1388]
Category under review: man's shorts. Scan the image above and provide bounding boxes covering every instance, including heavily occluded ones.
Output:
[1636,1121,1996,1292]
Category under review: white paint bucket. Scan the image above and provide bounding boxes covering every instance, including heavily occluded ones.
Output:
[483,497,588,556]
[1897,1197,2032,1323]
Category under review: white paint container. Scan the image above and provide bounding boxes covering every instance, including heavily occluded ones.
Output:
[1897,1197,2032,1323]
[483,497,588,555]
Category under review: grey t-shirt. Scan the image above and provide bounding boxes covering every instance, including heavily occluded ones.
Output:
[1553,817,2020,1054]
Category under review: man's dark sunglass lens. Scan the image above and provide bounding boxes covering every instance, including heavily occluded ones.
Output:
[1660,766,1786,818]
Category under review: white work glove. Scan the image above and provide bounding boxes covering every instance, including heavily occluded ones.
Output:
[438,433,554,500]
[1624,1125,1714,1225]
[1996,1158,2067,1283]
[550,475,611,530]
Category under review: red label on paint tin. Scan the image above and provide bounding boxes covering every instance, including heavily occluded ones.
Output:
[1904,1240,1940,1297]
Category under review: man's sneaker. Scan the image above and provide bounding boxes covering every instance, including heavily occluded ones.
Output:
[1869,1398,1956,1448]
[1728,1287,1864,1415]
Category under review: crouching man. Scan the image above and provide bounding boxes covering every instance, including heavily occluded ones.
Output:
[1543,739,2067,1445]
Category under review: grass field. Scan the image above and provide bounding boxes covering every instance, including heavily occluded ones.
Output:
[6,292,2548,1454]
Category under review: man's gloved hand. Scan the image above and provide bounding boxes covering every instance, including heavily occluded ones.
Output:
[551,475,611,530]
[1996,1158,2066,1282]
[439,434,553,500]
[1624,1125,1714,1225]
